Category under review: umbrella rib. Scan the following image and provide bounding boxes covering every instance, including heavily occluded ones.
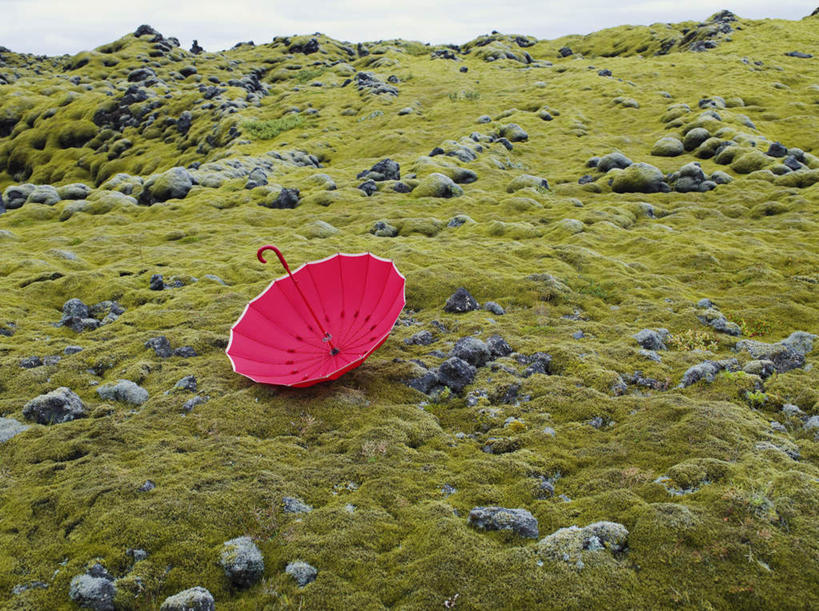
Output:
[337,254,345,334]
[342,281,405,350]
[336,255,373,347]
[304,262,333,341]
[290,353,334,383]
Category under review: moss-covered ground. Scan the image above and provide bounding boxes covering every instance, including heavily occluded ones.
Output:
[1,11,818,610]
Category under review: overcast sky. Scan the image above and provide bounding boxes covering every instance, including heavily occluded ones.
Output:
[0,0,813,56]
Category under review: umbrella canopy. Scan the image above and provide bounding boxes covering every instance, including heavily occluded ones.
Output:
[227,245,406,387]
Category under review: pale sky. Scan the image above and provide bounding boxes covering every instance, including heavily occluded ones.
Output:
[0,0,814,56]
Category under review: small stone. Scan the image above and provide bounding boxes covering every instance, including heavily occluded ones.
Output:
[483,301,506,316]
[538,479,555,498]
[639,349,661,362]
[444,288,479,313]
[141,167,193,204]
[782,403,805,418]
[697,309,741,336]
[413,173,463,198]
[408,371,440,395]
[283,496,313,514]
[572,330,585,340]
[448,214,474,227]
[437,357,477,393]
[27,185,61,205]
[127,548,148,561]
[23,387,87,425]
[220,536,264,588]
[286,561,317,587]
[678,359,738,387]
[597,152,632,172]
[87,563,113,581]
[611,162,668,193]
[742,360,776,380]
[149,274,165,290]
[542,427,556,437]
[405,330,436,345]
[20,356,43,369]
[245,167,268,189]
[145,336,172,358]
[0,417,30,443]
[633,328,669,351]
[62,298,89,319]
[452,336,491,367]
[467,506,539,538]
[203,274,227,285]
[371,220,398,237]
[357,158,400,181]
[441,484,457,496]
[138,480,156,492]
[182,395,208,412]
[174,346,198,358]
[97,380,149,405]
[766,142,788,158]
[477,115,491,123]
[69,575,115,611]
[589,416,606,429]
[160,586,215,611]
[770,421,787,433]
[174,375,197,392]
[537,521,628,564]
[498,123,528,142]
[486,334,513,358]
[522,352,552,377]
[651,137,684,157]
[684,128,711,151]
[358,179,378,196]
[506,174,549,193]
[11,581,48,595]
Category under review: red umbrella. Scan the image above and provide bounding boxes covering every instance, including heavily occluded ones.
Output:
[226,245,406,387]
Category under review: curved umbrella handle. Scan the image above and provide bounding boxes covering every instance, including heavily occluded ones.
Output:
[256,244,337,353]
[257,245,292,274]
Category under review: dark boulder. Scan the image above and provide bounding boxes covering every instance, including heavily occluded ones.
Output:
[357,158,400,181]
[444,288,479,313]
[437,357,476,393]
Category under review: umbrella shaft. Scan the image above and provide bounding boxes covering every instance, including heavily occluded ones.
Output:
[258,246,337,351]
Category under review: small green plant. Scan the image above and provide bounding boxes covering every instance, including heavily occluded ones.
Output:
[746,390,767,409]
[576,276,609,300]
[448,90,481,102]
[242,115,304,139]
[724,313,772,337]
[668,329,719,352]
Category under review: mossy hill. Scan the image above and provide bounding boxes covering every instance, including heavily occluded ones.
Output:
[1,10,819,610]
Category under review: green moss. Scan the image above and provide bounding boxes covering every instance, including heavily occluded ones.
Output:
[242,115,305,140]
